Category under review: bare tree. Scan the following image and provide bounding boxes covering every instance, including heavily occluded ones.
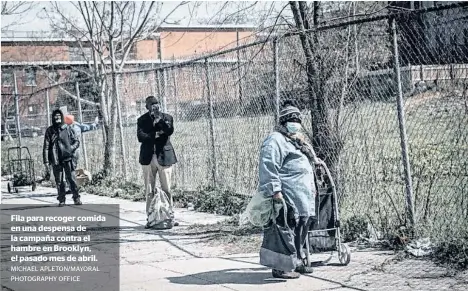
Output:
[43,1,190,178]
[1,1,37,30]
[289,1,340,173]
[1,1,35,15]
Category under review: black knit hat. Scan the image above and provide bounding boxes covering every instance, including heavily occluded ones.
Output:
[51,109,64,126]
[279,100,302,124]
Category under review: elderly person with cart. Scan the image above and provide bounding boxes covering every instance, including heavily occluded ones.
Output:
[257,100,317,279]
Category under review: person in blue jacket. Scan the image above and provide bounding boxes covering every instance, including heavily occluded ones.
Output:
[63,114,99,193]
[258,99,316,279]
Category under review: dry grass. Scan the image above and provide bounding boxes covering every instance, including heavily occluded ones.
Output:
[2,92,467,244]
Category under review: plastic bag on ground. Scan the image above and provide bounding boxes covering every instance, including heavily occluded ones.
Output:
[147,187,174,229]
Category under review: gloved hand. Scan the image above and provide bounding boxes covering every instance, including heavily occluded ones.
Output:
[43,164,51,181]
[153,113,162,125]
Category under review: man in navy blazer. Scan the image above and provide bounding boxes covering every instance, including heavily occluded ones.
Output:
[137,96,178,226]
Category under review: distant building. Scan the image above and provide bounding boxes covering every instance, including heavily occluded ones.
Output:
[1,25,256,126]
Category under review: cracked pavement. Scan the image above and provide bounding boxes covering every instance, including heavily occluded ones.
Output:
[0,180,466,291]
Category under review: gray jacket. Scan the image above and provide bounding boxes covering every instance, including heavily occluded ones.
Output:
[258,132,316,218]
[70,123,82,160]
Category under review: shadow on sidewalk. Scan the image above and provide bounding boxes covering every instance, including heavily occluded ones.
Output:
[167,267,286,285]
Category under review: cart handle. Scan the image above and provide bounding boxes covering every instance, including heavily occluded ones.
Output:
[7,146,32,160]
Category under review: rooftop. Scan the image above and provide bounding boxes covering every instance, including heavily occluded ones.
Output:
[1,25,257,42]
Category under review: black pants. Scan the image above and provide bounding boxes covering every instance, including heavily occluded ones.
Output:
[276,206,313,262]
[52,161,80,202]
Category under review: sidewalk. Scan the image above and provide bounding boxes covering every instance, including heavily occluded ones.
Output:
[1,181,466,291]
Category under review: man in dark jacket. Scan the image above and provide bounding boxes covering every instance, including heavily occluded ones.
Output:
[43,109,82,206]
[137,96,178,227]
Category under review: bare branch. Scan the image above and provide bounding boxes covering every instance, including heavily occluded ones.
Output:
[1,1,35,15]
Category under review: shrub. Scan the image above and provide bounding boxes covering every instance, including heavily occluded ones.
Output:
[173,185,249,216]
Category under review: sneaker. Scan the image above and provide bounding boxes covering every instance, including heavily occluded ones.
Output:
[272,269,300,279]
[73,197,82,205]
[295,265,313,274]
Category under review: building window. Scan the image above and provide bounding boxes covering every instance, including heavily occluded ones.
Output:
[28,104,40,115]
[48,70,60,83]
[69,47,92,61]
[25,68,36,87]
[138,71,149,83]
[2,70,13,87]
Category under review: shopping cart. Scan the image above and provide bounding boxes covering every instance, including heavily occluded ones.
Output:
[5,146,37,193]
[304,159,351,267]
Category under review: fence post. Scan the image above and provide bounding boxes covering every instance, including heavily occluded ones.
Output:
[205,58,217,188]
[114,74,127,178]
[156,69,162,105]
[75,81,89,170]
[172,66,179,119]
[46,89,51,127]
[13,72,22,149]
[161,68,168,113]
[151,69,157,97]
[236,30,243,108]
[391,17,415,232]
[273,38,280,124]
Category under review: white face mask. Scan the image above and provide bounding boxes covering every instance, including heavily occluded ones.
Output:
[286,122,302,133]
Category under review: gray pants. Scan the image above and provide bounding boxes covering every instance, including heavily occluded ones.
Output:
[64,155,79,191]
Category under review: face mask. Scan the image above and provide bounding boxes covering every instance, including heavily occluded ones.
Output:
[286,122,301,134]
[54,114,62,124]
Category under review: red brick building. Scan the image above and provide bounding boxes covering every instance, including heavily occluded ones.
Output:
[1,25,256,128]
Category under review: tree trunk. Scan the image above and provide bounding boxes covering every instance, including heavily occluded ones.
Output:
[290,1,343,195]
[103,28,119,178]
[100,78,117,178]
[102,108,117,177]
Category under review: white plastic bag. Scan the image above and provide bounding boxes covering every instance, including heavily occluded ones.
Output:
[239,192,282,227]
[147,187,174,229]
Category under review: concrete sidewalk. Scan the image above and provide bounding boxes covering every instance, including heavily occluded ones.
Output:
[1,181,466,291]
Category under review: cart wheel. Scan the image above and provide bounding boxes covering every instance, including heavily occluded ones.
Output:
[338,243,351,266]
[32,182,37,192]
[7,182,12,193]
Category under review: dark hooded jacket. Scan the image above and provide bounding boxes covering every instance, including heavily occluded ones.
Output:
[43,109,80,166]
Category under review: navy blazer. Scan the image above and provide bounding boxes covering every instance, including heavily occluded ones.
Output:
[137,112,177,166]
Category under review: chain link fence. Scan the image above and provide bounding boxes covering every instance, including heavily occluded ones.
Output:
[2,4,467,254]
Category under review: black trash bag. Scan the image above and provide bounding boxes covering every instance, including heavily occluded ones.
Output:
[259,200,297,272]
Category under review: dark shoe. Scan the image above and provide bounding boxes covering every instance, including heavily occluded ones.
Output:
[66,189,72,194]
[58,201,66,207]
[272,269,300,279]
[295,265,313,274]
[73,197,82,205]
[174,221,180,227]
[145,222,152,229]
